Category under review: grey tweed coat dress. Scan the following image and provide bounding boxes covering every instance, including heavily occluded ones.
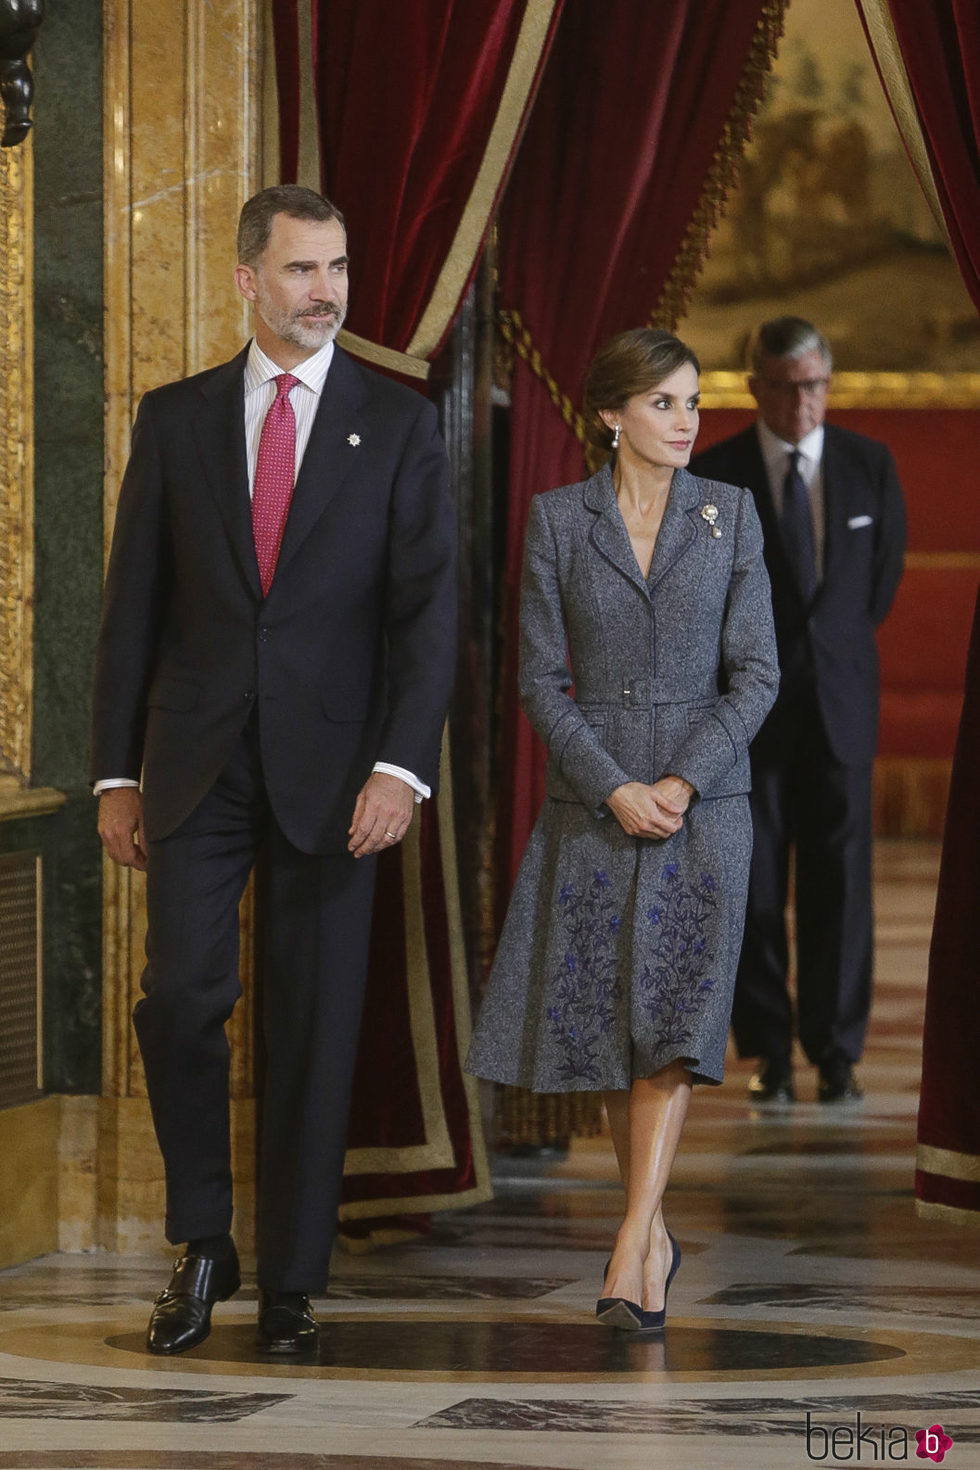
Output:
[467,463,779,1090]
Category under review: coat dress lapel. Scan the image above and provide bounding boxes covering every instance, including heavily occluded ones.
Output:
[585,462,702,599]
[647,466,701,590]
[585,463,649,598]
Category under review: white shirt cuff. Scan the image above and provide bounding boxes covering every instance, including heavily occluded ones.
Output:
[372,762,430,803]
[95,768,430,804]
[93,778,140,795]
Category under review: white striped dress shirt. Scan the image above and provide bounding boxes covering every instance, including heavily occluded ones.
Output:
[244,337,334,493]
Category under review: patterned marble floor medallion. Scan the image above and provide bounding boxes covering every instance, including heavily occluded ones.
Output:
[419,1388,980,1436]
[4,1314,973,1384]
[705,1284,980,1321]
[0,1375,290,1421]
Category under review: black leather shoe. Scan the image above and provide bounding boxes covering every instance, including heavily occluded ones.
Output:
[257,1291,318,1354]
[146,1245,241,1355]
[818,1058,863,1103]
[748,1055,795,1103]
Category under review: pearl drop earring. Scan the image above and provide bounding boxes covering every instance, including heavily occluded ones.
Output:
[612,424,621,449]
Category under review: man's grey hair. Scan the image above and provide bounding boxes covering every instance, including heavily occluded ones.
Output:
[237,185,345,267]
[747,316,833,374]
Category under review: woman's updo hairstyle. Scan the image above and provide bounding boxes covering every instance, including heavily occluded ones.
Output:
[583,328,701,463]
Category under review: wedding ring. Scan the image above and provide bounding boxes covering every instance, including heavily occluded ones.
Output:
[384,830,396,840]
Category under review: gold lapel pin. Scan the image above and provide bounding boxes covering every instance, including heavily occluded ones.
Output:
[701,503,722,538]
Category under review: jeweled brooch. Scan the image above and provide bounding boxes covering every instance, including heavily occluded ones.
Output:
[347,433,361,446]
[701,503,722,538]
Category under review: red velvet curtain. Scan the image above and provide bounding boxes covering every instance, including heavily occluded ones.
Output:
[271,0,562,1220]
[916,585,980,1222]
[869,1,980,312]
[274,0,561,358]
[496,0,783,884]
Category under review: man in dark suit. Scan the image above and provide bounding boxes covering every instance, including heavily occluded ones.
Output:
[91,185,456,1353]
[691,316,905,1105]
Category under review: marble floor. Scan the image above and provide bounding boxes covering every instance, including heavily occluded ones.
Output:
[2,839,978,1470]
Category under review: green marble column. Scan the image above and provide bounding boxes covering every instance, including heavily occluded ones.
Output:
[14,0,104,1092]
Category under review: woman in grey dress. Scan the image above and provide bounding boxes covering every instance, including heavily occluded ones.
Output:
[467,328,779,1330]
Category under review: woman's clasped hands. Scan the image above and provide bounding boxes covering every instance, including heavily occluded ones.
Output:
[606,775,694,839]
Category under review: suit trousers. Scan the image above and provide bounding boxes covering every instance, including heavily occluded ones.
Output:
[732,692,873,1067]
[134,714,377,1291]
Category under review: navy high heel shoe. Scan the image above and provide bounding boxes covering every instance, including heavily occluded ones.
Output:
[595,1232,681,1333]
[595,1256,639,1329]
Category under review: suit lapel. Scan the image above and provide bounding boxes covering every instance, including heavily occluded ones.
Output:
[818,425,845,590]
[274,347,369,581]
[191,348,262,599]
[741,427,783,550]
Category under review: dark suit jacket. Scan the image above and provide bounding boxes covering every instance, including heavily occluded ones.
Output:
[90,345,457,853]
[691,423,906,766]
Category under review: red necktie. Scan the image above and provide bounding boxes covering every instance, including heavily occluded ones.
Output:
[252,373,300,595]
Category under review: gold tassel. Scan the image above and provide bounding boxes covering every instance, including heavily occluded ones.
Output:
[651,0,790,331]
[494,1083,604,1149]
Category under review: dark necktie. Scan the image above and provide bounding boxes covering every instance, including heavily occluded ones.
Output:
[781,449,817,602]
[252,373,300,596]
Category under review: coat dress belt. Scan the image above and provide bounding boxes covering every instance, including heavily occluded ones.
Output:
[574,678,717,710]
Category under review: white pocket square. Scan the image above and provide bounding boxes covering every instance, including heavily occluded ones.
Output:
[848,515,873,529]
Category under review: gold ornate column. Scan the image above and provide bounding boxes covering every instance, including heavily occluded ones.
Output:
[99,0,261,1251]
[0,136,33,787]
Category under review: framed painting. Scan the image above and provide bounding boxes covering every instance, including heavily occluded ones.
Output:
[678,0,980,408]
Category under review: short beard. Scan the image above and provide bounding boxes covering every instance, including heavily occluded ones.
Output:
[257,295,346,352]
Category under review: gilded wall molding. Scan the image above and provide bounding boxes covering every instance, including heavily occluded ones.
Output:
[701,371,980,410]
[101,0,260,1247]
[0,136,33,782]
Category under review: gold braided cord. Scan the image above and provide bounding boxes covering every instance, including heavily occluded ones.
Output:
[498,307,587,446]
[651,0,789,331]
[499,5,787,440]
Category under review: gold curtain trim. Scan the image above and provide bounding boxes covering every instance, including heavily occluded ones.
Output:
[406,0,560,360]
[295,0,321,192]
[855,0,952,246]
[337,328,431,380]
[915,1199,980,1229]
[651,0,790,330]
[498,307,587,444]
[435,726,492,1199]
[338,1179,492,1222]
[340,731,492,1212]
[917,1142,980,1184]
[343,793,454,1176]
